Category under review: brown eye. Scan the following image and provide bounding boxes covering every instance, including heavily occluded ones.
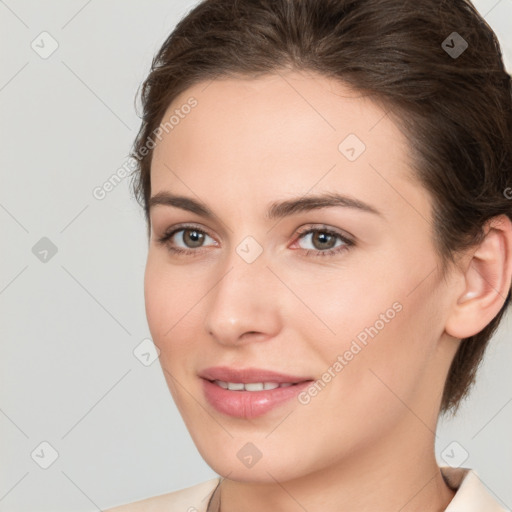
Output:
[181,229,206,248]
[156,225,217,256]
[310,231,337,250]
[293,226,355,258]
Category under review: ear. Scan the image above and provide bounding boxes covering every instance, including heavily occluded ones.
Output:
[445,214,512,339]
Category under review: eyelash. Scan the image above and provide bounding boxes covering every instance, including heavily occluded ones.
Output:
[156,223,355,258]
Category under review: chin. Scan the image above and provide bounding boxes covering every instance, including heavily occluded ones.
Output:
[194,437,310,483]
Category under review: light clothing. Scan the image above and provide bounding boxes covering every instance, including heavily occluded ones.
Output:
[104,466,510,511]
[441,466,509,512]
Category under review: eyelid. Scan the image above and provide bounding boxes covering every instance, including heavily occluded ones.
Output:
[158,222,212,236]
[293,224,354,244]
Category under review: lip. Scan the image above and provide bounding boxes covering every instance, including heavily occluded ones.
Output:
[199,366,314,419]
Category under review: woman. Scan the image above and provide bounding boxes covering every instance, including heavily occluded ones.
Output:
[106,0,512,510]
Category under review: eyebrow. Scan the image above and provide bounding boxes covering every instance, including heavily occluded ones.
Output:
[148,191,383,220]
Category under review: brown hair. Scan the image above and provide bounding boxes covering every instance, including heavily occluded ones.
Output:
[129,0,512,415]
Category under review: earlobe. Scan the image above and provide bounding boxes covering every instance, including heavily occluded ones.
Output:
[445,214,512,339]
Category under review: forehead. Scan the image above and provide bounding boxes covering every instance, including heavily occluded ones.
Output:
[150,70,430,225]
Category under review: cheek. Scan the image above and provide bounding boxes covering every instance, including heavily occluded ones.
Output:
[144,258,197,401]
[143,254,216,397]
[144,257,171,343]
[144,253,201,341]
[277,259,395,348]
[327,284,439,422]
[293,259,436,408]
[297,308,427,457]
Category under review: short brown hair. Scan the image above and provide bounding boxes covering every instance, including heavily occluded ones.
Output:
[129,0,512,415]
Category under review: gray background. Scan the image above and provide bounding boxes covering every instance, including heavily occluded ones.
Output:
[1,1,511,510]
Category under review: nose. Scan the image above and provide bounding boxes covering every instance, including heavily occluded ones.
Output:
[203,248,282,346]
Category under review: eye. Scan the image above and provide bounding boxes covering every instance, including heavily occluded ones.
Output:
[156,223,354,258]
[292,225,354,257]
[156,224,217,256]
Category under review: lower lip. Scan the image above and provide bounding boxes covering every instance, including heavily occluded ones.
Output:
[201,378,313,418]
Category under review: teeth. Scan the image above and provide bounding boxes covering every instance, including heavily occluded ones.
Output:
[245,382,266,391]
[213,380,295,391]
[227,382,244,391]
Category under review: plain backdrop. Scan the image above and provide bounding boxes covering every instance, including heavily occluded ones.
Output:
[1,1,511,510]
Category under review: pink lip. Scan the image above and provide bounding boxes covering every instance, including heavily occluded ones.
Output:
[199,366,314,419]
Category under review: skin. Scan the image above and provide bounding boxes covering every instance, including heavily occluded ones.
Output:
[143,70,512,512]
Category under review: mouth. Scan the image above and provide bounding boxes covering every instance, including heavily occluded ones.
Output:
[198,366,315,418]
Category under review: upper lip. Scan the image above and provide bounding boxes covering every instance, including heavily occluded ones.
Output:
[199,366,313,384]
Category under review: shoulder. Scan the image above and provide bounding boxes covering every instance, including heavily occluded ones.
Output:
[103,477,221,512]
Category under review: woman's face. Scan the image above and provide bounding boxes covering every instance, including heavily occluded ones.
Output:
[145,70,458,481]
